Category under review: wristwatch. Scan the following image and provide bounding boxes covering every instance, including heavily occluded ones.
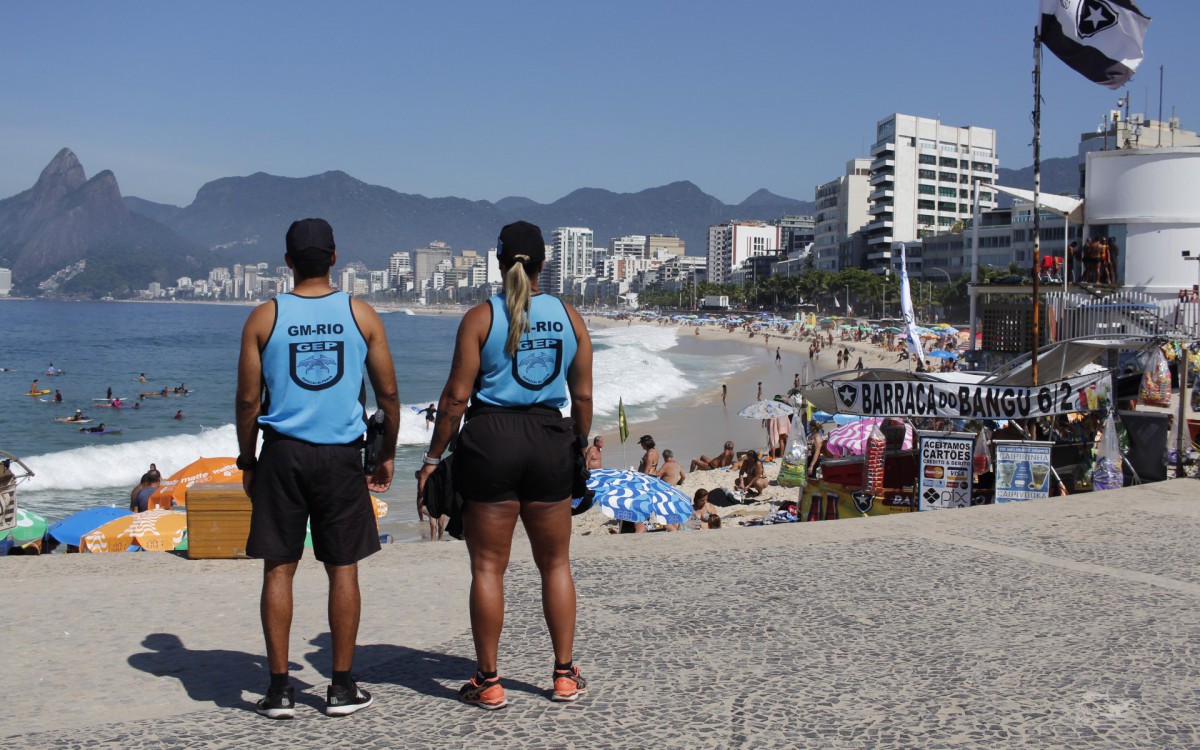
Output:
[236,455,257,471]
[422,452,442,466]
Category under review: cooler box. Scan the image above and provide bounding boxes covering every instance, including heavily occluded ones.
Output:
[185,482,252,559]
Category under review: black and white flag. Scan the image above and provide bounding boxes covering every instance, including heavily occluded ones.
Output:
[1039,0,1151,89]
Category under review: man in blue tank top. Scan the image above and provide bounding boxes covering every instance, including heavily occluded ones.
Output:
[236,218,400,719]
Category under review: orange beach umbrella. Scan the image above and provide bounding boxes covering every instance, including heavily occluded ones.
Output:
[81,510,188,553]
[150,457,241,508]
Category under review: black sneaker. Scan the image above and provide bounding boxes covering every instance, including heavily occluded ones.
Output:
[256,685,295,719]
[326,682,373,717]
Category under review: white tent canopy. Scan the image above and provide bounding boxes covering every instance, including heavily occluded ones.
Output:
[989,184,1084,222]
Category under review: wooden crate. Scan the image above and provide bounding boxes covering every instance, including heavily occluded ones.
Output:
[186,483,252,559]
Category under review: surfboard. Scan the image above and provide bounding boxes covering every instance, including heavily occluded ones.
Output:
[79,428,122,435]
[26,390,51,396]
[55,418,92,424]
[93,397,121,401]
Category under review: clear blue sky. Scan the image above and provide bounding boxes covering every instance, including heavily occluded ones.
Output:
[4,1,1195,207]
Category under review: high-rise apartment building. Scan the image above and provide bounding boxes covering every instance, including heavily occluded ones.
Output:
[706,221,780,284]
[388,251,411,281]
[414,242,452,287]
[0,267,11,297]
[550,227,593,294]
[865,114,998,273]
[775,215,816,258]
[814,158,872,271]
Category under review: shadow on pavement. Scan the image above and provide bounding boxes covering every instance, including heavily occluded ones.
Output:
[127,632,314,712]
[305,633,545,702]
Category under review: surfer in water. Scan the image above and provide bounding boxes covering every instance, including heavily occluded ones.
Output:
[417,404,436,431]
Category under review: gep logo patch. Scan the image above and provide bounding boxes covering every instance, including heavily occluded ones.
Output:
[290,341,344,390]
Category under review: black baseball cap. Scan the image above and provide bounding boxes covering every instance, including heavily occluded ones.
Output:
[286,218,336,263]
[496,221,546,265]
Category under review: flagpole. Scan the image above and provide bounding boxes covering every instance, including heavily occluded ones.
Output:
[1031,24,1043,387]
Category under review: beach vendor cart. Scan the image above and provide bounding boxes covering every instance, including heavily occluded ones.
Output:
[798,354,1112,517]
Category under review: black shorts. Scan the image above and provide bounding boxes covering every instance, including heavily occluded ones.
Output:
[453,406,575,503]
[246,436,380,565]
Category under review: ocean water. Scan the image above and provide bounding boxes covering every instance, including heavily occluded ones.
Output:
[1,300,738,541]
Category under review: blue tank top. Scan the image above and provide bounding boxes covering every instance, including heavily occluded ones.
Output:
[474,293,577,410]
[259,292,368,444]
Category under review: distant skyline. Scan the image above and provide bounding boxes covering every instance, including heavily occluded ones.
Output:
[4,1,1194,208]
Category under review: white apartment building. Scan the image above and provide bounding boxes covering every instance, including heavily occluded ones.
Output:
[0,268,11,296]
[814,158,872,271]
[550,227,594,294]
[865,114,998,274]
[706,221,780,284]
[388,251,411,283]
[610,235,647,259]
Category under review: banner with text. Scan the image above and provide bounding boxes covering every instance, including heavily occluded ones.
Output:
[994,440,1054,503]
[917,432,975,511]
[820,371,1108,420]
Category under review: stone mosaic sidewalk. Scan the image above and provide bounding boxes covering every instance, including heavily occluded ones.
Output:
[2,480,1198,748]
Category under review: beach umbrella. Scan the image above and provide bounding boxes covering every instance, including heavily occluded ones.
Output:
[826,418,913,457]
[47,506,132,548]
[737,400,795,419]
[882,327,903,334]
[150,457,241,508]
[927,349,959,360]
[0,508,49,550]
[81,509,188,553]
[581,468,694,525]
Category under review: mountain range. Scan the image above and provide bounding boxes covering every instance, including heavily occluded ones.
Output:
[0,148,1083,297]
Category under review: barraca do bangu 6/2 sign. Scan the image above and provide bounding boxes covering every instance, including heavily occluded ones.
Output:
[826,371,1107,420]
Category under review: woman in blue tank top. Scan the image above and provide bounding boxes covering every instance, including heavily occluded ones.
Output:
[417,221,593,709]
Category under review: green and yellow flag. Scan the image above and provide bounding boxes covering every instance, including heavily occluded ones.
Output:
[618,397,629,444]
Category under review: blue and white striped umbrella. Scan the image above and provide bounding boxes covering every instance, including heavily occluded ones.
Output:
[578,468,694,525]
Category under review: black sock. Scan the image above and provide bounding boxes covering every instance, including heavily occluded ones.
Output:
[332,670,354,690]
[478,670,498,681]
[270,672,289,691]
[554,661,573,673]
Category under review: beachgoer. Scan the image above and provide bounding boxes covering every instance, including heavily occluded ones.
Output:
[30,378,39,394]
[793,373,800,389]
[416,493,446,542]
[807,421,825,478]
[69,409,85,422]
[856,357,864,370]
[756,382,763,401]
[638,435,659,475]
[657,449,686,486]
[236,218,400,719]
[721,383,727,405]
[775,347,781,364]
[46,363,56,375]
[415,220,593,709]
[106,386,113,400]
[130,469,162,513]
[585,436,603,470]
[690,440,736,471]
[691,488,721,527]
[417,403,437,431]
[173,410,184,420]
[84,423,106,433]
[139,373,147,383]
[54,390,62,402]
[734,450,769,497]
[111,397,123,408]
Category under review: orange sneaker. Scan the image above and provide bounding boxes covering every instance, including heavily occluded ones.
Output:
[551,666,587,702]
[459,674,507,710]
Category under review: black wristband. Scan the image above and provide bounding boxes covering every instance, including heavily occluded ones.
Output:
[236,455,257,471]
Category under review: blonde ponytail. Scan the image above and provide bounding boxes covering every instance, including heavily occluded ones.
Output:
[503,255,533,357]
